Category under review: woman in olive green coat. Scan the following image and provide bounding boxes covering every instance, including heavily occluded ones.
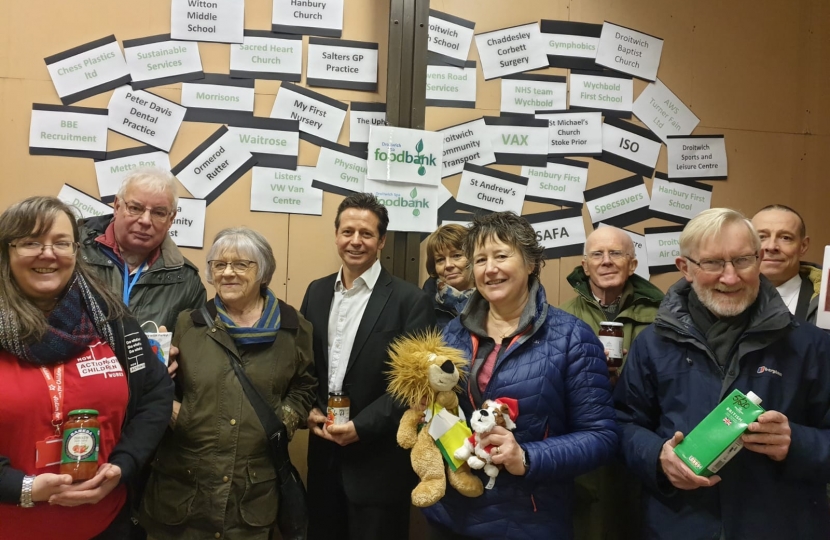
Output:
[141,227,317,540]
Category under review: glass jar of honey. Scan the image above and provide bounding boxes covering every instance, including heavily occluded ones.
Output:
[60,409,100,482]
[598,322,625,368]
[326,392,350,427]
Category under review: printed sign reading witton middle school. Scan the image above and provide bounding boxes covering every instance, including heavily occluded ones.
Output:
[171,0,244,43]
[367,126,443,186]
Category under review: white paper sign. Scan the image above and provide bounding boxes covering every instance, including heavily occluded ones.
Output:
[632,79,699,143]
[522,159,588,205]
[124,38,202,87]
[349,103,386,145]
[439,119,497,177]
[169,198,206,248]
[251,166,323,215]
[546,33,598,60]
[426,63,477,107]
[57,185,112,219]
[45,37,130,103]
[457,164,528,214]
[586,183,650,225]
[568,72,633,113]
[815,247,830,330]
[650,178,712,221]
[314,147,367,192]
[364,178,439,233]
[367,126,443,186]
[595,22,663,81]
[227,123,299,164]
[95,150,172,200]
[501,77,567,115]
[474,23,548,80]
[270,83,347,143]
[645,228,683,271]
[601,119,662,175]
[307,38,378,91]
[486,118,549,164]
[272,0,344,37]
[536,111,603,156]
[529,211,587,257]
[107,86,186,152]
[181,81,254,112]
[599,223,649,280]
[428,10,475,66]
[173,129,254,200]
[30,106,108,157]
[667,137,728,179]
[171,0,244,43]
[230,33,302,79]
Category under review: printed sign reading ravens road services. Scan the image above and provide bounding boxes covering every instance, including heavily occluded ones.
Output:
[45,36,131,105]
[540,20,602,70]
[270,82,348,147]
[584,175,650,228]
[123,34,204,90]
[230,31,302,81]
[426,59,477,109]
[484,116,549,166]
[524,207,586,259]
[181,74,254,124]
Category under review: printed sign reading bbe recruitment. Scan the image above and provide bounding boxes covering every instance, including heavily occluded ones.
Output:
[367,126,443,186]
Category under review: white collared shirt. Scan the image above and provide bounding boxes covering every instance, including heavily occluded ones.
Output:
[775,273,802,315]
[327,259,382,393]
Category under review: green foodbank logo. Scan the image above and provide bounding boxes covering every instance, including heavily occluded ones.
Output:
[378,187,429,217]
[374,139,437,176]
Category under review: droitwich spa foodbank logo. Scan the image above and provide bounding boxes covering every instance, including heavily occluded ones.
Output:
[377,187,429,217]
[373,139,437,176]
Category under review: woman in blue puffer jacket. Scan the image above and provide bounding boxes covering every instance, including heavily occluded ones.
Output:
[422,212,619,539]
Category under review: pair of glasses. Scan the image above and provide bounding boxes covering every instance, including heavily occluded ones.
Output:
[585,250,630,261]
[685,255,759,273]
[123,201,171,223]
[10,241,78,257]
[208,260,257,274]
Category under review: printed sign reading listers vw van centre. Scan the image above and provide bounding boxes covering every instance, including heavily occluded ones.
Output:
[367,125,443,186]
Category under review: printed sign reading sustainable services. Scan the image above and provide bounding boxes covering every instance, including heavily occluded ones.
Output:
[95,147,172,202]
[439,118,496,177]
[535,111,602,156]
[123,34,203,90]
[474,22,548,80]
[251,166,323,216]
[595,21,663,82]
[521,158,588,207]
[598,223,649,280]
[650,173,713,224]
[484,116,549,166]
[632,79,699,143]
[524,207,586,259]
[667,135,728,180]
[312,144,367,195]
[364,178,439,233]
[169,198,207,248]
[306,37,379,91]
[230,31,302,81]
[181,74,255,124]
[107,86,186,152]
[57,185,111,219]
[367,126,443,186]
[30,104,108,160]
[597,117,662,178]
[426,60,477,108]
[540,20,601,70]
[427,10,475,67]
[584,175,650,228]
[270,82,348,146]
[349,102,386,151]
[457,163,528,215]
[45,36,131,105]
[645,225,684,274]
[501,74,566,116]
[227,117,300,169]
[272,0,344,38]
[171,0,244,43]
[568,70,633,117]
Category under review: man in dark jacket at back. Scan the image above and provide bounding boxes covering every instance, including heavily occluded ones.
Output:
[615,208,830,540]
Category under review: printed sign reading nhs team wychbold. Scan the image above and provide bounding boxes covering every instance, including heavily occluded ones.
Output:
[367,126,443,187]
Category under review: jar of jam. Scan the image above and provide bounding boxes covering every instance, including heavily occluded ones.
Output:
[326,392,350,427]
[60,409,100,482]
[598,322,625,369]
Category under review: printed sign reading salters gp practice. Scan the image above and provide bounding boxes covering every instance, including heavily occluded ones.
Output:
[500,74,566,116]
[645,225,684,274]
[364,178,439,233]
[568,70,633,117]
[30,104,108,160]
[272,0,344,38]
[367,126,443,186]
[474,22,549,80]
[57,184,112,220]
[169,198,207,248]
[95,147,172,202]
[583,175,650,228]
[45,36,131,105]
[251,166,323,216]
[522,158,588,207]
[427,10,475,67]
[597,117,662,179]
[457,163,528,215]
[540,20,601,70]
[171,0,244,43]
[230,31,302,81]
[307,38,378,91]
[524,207,587,259]
[426,60,477,108]
[536,111,602,156]
[123,34,203,90]
[107,86,186,152]
[649,174,713,224]
[312,144,368,195]
[667,136,728,180]
[439,118,496,177]
[595,22,664,82]
[270,82,348,145]
[598,223,649,280]
[632,79,699,143]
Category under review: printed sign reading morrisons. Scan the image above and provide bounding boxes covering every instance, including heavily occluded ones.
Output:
[367,125,443,186]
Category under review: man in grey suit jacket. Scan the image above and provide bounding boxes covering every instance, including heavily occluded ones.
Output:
[301,193,435,540]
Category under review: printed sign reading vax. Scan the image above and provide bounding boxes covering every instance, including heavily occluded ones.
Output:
[457,163,528,215]
[474,22,548,80]
[645,225,684,274]
[367,126,443,186]
[272,0,344,37]
[524,207,586,259]
[171,0,244,43]
[30,104,108,160]
[364,178,439,233]
[312,144,367,195]
[427,10,475,67]
[540,20,601,70]
[522,158,588,207]
[251,166,323,215]
[500,74,566,116]
[667,135,727,180]
[568,70,633,117]
[595,21,664,82]
[536,111,603,156]
[123,34,203,90]
[650,173,713,224]
[439,118,496,177]
[230,31,302,81]
[307,37,379,91]
[95,147,172,202]
[107,86,186,152]
[484,116,549,166]
[584,175,650,227]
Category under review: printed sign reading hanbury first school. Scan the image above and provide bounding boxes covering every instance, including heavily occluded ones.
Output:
[366,125,443,187]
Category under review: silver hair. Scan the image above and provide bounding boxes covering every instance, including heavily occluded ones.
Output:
[205,227,276,288]
[116,167,179,209]
[583,226,636,257]
[679,208,761,258]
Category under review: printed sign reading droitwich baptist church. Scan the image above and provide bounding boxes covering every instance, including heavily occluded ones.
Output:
[367,126,443,187]
[595,21,663,82]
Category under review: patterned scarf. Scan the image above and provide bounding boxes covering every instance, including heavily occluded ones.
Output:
[214,288,281,345]
[0,273,115,365]
[435,283,475,317]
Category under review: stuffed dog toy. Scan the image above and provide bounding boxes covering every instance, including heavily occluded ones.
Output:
[454,398,518,488]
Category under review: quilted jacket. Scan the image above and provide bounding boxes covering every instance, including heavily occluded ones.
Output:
[422,281,619,539]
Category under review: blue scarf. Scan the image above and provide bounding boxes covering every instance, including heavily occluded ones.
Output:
[214,288,281,345]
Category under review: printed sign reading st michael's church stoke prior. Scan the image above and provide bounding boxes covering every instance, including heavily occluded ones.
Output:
[524,206,587,259]
[367,126,443,187]
[307,37,378,91]
[584,174,650,228]
[457,163,528,215]
[123,34,204,90]
[45,36,131,105]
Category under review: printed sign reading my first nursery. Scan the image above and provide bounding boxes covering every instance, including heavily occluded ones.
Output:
[367,126,443,186]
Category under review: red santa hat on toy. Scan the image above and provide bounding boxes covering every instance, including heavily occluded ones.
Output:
[492,397,519,430]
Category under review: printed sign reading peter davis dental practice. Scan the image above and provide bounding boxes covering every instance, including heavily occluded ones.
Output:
[230,31,302,81]
[30,104,108,159]
[568,70,633,118]
[364,178,439,233]
[649,173,713,224]
[95,146,172,203]
[645,225,684,274]
[123,34,203,90]
[457,163,528,215]
[171,0,244,43]
[439,118,496,177]
[251,166,323,215]
[540,20,601,70]
[484,116,549,167]
[426,60,477,109]
[272,0,344,38]
[311,144,367,195]
[367,126,443,186]
[524,207,586,259]
[584,174,650,228]
[474,22,548,80]
[169,198,207,249]
[45,36,131,105]
[57,185,111,219]
[632,79,699,143]
[667,135,728,180]
[427,10,475,68]
[535,111,602,157]
[522,158,588,207]
[596,117,662,178]
[270,82,348,147]
[181,74,255,124]
[107,86,186,152]
[172,126,256,205]
[500,74,566,116]
[595,22,663,82]
[306,37,378,91]
[227,117,300,169]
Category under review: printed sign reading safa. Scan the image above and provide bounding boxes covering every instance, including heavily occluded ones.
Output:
[367,126,443,187]
[364,178,438,233]
[524,207,586,259]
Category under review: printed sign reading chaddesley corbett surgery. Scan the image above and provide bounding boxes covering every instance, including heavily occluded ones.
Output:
[474,22,548,80]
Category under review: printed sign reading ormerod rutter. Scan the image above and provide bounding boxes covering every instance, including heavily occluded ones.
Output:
[439,118,496,177]
[181,74,255,124]
[584,175,650,228]
[169,198,206,249]
[45,36,131,105]
[123,34,203,90]
[484,116,549,167]
[428,10,475,67]
[95,147,172,203]
[650,173,712,224]
[312,144,367,195]
[595,21,663,82]
[251,166,323,216]
[307,37,378,91]
[522,158,588,207]
[645,225,684,274]
[227,117,300,169]
[597,117,662,178]
[270,82,348,146]
[474,22,548,80]
[108,86,186,152]
[57,184,111,220]
[30,104,108,160]
[364,178,439,233]
[525,207,586,259]
[536,111,602,157]
[171,0,244,43]
[569,70,633,118]
[457,163,528,215]
[540,20,601,70]
[501,74,566,116]
[426,60,477,109]
[367,126,443,186]
[667,135,727,180]
[230,31,302,81]
[272,0,344,38]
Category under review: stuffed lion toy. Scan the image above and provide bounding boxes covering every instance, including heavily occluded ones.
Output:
[387,330,484,507]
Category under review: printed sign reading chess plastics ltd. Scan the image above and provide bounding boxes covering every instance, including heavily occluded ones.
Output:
[181,74,255,124]
[171,0,244,43]
[535,111,603,157]
[123,34,203,90]
[57,185,112,219]
[251,166,323,215]
[540,20,602,70]
[583,175,650,228]
[457,163,528,215]
[568,70,633,118]
[426,60,477,109]
[306,38,378,91]
[598,223,649,280]
[95,147,172,203]
[667,135,728,181]
[272,0,344,38]
[439,118,497,177]
[521,158,588,207]
[597,117,662,179]
[484,116,549,167]
[30,104,108,160]
[107,86,186,152]
[632,79,699,143]
[364,178,439,233]
[644,225,684,275]
[169,197,207,248]
[649,173,713,224]
[44,36,131,105]
[230,31,302,81]
[349,102,386,153]
[270,82,348,147]
[595,22,664,82]
[227,117,300,169]
[500,74,566,116]
[524,207,587,259]
[311,144,367,195]
[172,126,256,205]
[474,22,548,80]
[367,126,443,187]
[427,10,475,68]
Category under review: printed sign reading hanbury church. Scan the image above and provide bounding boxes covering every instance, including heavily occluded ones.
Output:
[366,125,443,186]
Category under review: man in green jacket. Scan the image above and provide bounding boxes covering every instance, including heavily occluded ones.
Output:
[562,225,664,540]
